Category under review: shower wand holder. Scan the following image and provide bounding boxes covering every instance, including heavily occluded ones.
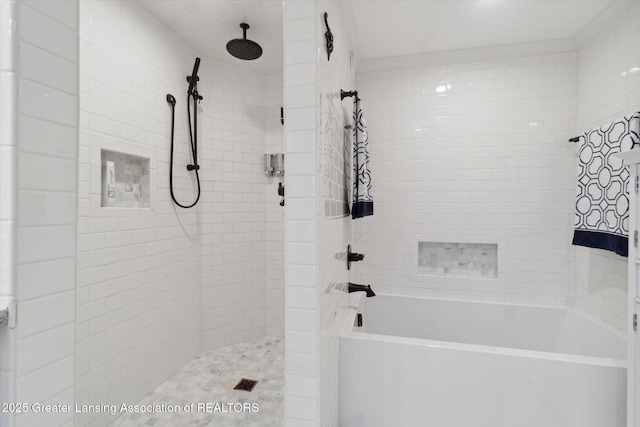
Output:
[186,75,199,87]
[187,164,200,171]
[187,76,203,100]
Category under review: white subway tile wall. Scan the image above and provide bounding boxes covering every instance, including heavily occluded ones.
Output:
[78,2,202,425]
[317,1,356,425]
[198,59,269,351]
[574,2,640,331]
[265,72,285,338]
[78,0,281,425]
[284,1,355,425]
[352,49,579,305]
[4,1,79,427]
[1,2,634,427]
[284,1,320,425]
[0,1,17,425]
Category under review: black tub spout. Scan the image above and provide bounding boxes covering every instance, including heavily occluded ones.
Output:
[348,283,375,297]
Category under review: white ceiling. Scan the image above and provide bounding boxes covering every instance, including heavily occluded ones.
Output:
[138,0,284,73]
[139,0,617,73]
[351,0,613,60]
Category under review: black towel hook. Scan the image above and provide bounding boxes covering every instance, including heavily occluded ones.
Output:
[324,12,333,61]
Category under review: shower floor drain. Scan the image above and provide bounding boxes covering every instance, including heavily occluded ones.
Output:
[234,378,258,392]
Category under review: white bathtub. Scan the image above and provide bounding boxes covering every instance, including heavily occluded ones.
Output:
[340,294,626,427]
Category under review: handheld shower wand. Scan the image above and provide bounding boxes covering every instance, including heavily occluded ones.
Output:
[187,57,200,96]
[166,57,202,208]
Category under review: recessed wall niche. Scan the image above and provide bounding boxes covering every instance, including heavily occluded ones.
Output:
[101,150,150,208]
[418,242,498,278]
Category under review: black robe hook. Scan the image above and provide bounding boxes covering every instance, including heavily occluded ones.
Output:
[324,12,333,61]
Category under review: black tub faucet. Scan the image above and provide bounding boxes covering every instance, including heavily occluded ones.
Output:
[348,282,375,297]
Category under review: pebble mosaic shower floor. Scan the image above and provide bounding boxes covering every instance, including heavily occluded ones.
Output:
[110,336,284,427]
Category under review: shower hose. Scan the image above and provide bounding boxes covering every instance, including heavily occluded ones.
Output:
[167,90,201,208]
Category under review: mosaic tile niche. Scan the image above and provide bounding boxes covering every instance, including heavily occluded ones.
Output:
[418,242,498,278]
[101,150,150,208]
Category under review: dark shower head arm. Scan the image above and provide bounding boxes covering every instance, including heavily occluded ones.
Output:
[187,57,201,96]
[241,23,249,39]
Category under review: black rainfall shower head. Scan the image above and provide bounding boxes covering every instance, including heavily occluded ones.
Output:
[227,23,262,60]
